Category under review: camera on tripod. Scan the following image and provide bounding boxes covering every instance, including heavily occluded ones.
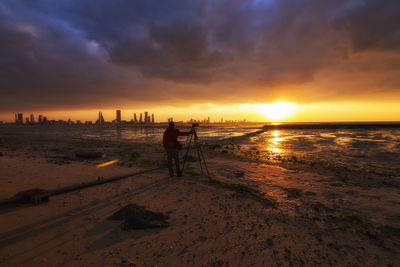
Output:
[182,122,210,177]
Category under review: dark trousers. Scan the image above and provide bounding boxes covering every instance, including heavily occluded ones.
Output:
[166,148,180,176]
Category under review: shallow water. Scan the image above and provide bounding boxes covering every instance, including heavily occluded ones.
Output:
[23,125,257,143]
[234,128,400,177]
[2,124,400,178]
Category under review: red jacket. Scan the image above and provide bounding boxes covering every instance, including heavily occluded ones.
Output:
[163,126,191,149]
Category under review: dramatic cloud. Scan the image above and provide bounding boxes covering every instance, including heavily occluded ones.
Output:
[0,0,399,111]
[334,0,400,52]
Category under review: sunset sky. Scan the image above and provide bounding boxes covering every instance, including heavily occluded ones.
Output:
[1,0,399,122]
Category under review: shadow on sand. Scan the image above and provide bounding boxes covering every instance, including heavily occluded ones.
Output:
[0,176,176,265]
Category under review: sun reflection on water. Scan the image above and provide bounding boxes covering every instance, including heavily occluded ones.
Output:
[268,130,283,154]
[271,147,282,153]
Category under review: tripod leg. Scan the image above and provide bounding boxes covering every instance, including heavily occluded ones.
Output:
[181,134,193,174]
[198,144,211,178]
[194,140,204,174]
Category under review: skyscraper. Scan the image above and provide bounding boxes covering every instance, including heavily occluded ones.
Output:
[38,115,43,124]
[134,113,138,123]
[17,113,23,124]
[30,114,34,123]
[144,111,149,123]
[151,113,154,124]
[139,113,143,123]
[116,110,121,124]
[98,111,104,124]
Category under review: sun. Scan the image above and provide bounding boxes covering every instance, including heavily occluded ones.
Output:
[257,101,298,121]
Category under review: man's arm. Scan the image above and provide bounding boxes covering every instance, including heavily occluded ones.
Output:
[177,129,192,136]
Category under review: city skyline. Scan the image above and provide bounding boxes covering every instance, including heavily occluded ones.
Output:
[6,110,250,125]
[2,100,400,124]
[10,110,159,125]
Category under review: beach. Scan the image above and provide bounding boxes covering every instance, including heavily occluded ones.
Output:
[0,125,399,266]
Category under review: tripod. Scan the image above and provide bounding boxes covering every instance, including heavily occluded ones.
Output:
[181,126,211,178]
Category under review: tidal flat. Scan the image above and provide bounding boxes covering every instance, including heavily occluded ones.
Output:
[0,125,399,266]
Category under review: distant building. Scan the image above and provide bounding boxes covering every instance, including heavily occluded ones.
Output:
[38,115,43,124]
[76,120,82,124]
[30,114,34,124]
[98,111,104,124]
[25,118,29,124]
[151,114,154,124]
[14,113,17,123]
[134,113,138,123]
[144,111,149,123]
[43,117,47,124]
[116,110,121,124]
[168,117,173,122]
[139,113,143,123]
[17,113,23,124]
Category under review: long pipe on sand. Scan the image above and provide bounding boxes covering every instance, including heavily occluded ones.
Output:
[0,166,163,207]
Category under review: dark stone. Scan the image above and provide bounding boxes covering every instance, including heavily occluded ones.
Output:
[47,155,73,165]
[285,188,302,198]
[109,204,170,230]
[304,191,316,196]
[235,172,245,178]
[210,260,225,267]
[14,188,49,204]
[312,202,327,212]
[75,152,105,159]
[266,238,274,247]
[208,144,221,150]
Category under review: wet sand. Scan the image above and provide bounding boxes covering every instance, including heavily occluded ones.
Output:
[0,128,399,266]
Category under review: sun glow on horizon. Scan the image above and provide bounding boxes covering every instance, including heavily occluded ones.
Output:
[257,101,298,121]
[2,101,400,123]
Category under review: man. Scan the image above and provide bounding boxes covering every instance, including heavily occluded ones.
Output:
[163,121,192,177]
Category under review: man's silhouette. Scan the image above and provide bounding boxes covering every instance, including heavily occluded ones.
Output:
[163,121,192,177]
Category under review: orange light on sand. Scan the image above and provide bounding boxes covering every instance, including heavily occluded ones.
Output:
[258,101,298,121]
[97,160,119,168]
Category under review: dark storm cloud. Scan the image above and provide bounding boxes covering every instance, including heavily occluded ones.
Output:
[334,0,400,52]
[0,0,399,111]
[0,1,122,109]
